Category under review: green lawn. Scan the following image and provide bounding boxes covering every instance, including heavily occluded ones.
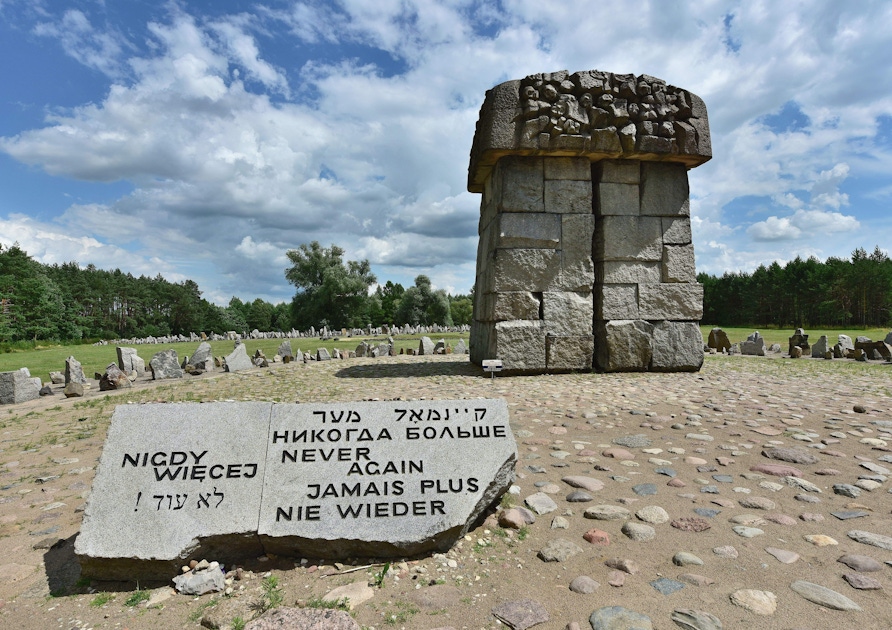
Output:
[699,325,890,347]
[0,332,469,382]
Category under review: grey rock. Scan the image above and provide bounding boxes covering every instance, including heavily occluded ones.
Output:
[761,447,818,465]
[99,363,131,391]
[525,492,558,515]
[831,510,869,520]
[63,381,84,398]
[65,356,88,385]
[585,505,631,521]
[838,554,883,572]
[729,590,777,615]
[613,434,651,448]
[491,599,549,630]
[276,340,293,360]
[670,609,723,630]
[843,573,882,590]
[651,577,685,595]
[635,505,669,524]
[316,347,331,361]
[566,490,593,502]
[172,565,225,595]
[789,580,861,611]
[150,349,184,379]
[561,476,604,492]
[833,484,861,498]
[569,575,600,594]
[538,539,582,562]
[0,369,42,404]
[224,344,253,372]
[673,552,703,566]
[621,522,655,541]
[632,483,657,496]
[187,342,213,370]
[847,530,892,551]
[418,336,435,355]
[589,606,653,630]
[732,526,764,538]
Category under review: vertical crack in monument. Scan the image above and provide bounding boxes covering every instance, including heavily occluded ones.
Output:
[468,69,711,373]
[76,400,516,580]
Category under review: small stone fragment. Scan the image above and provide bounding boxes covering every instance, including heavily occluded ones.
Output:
[491,599,550,630]
[789,580,862,611]
[837,554,883,572]
[621,522,655,541]
[569,576,600,594]
[729,589,777,615]
[538,539,582,562]
[670,609,723,630]
[843,573,882,590]
[589,607,652,630]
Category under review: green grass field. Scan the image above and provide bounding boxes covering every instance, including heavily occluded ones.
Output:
[0,332,469,381]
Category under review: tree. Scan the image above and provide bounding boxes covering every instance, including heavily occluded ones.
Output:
[393,275,453,326]
[285,242,376,330]
[450,295,473,326]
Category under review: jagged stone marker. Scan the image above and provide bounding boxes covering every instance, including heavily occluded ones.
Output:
[76,399,516,580]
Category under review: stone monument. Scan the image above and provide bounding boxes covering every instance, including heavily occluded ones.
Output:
[468,69,710,373]
[76,399,515,580]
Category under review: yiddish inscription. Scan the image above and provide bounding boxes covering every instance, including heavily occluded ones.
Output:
[76,399,516,579]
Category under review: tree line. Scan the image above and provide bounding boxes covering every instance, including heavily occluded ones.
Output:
[0,241,473,345]
[700,246,892,328]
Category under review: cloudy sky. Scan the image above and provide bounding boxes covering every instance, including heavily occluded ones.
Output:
[1,1,890,305]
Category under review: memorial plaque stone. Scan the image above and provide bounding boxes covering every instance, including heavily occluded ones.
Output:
[76,399,515,580]
[259,399,515,557]
[76,403,271,580]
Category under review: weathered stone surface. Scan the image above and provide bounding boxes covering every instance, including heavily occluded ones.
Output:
[739,331,765,356]
[545,179,592,214]
[640,162,690,216]
[542,291,592,337]
[78,399,516,580]
[76,402,271,580]
[729,590,776,615]
[172,565,225,595]
[638,283,703,320]
[596,320,654,372]
[590,606,653,630]
[651,321,704,372]
[492,320,546,372]
[117,347,145,376]
[63,381,84,397]
[149,349,184,379]
[223,344,252,372]
[847,529,892,550]
[596,182,639,216]
[99,363,131,391]
[496,213,561,250]
[597,261,661,285]
[322,580,375,610]
[707,327,732,351]
[0,369,42,404]
[596,216,663,262]
[538,538,582,562]
[762,447,818,465]
[663,245,696,282]
[418,336,435,355]
[276,340,293,361]
[670,609,723,630]
[187,342,213,370]
[316,347,332,361]
[491,598,549,630]
[596,284,639,320]
[65,355,88,385]
[525,492,559,515]
[838,554,883,572]
[622,522,655,541]
[546,335,594,371]
[585,505,631,521]
[569,575,600,594]
[493,156,544,213]
[790,580,861,610]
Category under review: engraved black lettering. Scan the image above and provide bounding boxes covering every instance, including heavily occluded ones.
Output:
[468,477,479,493]
[421,480,434,493]
[313,410,326,422]
[272,430,289,443]
[393,502,408,516]
[306,505,321,520]
[282,450,298,463]
[337,504,363,518]
[474,408,487,421]
[374,502,388,517]
[209,464,225,479]
[356,447,371,460]
[276,506,292,521]
[494,425,507,438]
[472,426,491,438]
[307,484,320,499]
[190,450,208,464]
[122,453,139,468]
[153,466,184,481]
[243,463,258,478]
[409,409,423,422]
[226,464,242,478]
[342,483,361,497]
[151,452,167,466]
[169,452,187,466]
[431,500,445,515]
[377,428,392,440]
[395,408,408,422]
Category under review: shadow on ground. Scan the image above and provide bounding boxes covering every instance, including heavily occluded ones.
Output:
[334,358,484,379]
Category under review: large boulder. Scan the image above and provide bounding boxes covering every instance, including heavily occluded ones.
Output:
[117,347,145,376]
[0,369,42,404]
[100,363,132,391]
[276,340,293,361]
[707,327,732,352]
[187,342,214,371]
[224,344,253,372]
[65,356,88,385]
[150,350,184,380]
[811,335,830,359]
[740,331,766,356]
[418,336,435,355]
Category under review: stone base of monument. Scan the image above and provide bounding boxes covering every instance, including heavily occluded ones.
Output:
[75,400,516,581]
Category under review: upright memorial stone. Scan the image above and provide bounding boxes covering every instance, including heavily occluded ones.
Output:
[0,369,42,404]
[76,399,516,580]
[468,69,710,373]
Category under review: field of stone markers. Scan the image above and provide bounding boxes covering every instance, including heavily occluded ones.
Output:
[1,350,892,629]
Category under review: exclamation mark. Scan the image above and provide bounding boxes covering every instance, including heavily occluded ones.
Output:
[135,492,142,512]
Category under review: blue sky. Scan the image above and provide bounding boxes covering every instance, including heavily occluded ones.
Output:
[1,1,891,305]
